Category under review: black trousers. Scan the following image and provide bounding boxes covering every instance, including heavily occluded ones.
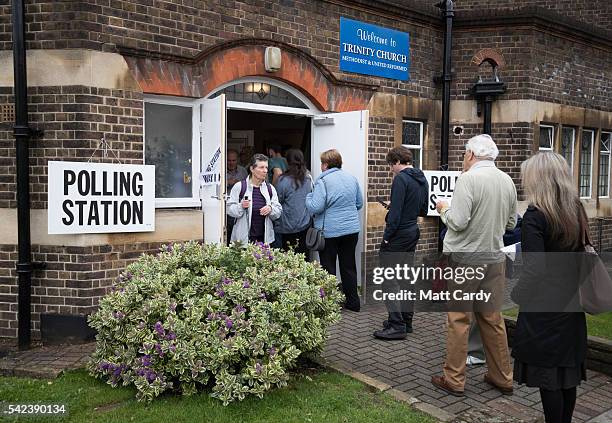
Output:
[379,226,419,330]
[319,232,360,311]
[281,228,310,261]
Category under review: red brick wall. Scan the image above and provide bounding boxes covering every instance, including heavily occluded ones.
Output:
[0,241,166,339]
[0,86,143,209]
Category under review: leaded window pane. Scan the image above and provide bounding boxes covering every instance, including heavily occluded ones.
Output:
[599,132,612,197]
[579,130,594,197]
[402,121,423,169]
[561,127,575,171]
[210,82,308,109]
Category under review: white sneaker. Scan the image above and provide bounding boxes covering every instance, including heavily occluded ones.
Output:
[466,355,486,366]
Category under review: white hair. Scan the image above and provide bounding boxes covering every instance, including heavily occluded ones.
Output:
[465,134,499,160]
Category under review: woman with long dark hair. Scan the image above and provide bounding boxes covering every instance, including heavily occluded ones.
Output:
[511,152,588,423]
[275,149,312,258]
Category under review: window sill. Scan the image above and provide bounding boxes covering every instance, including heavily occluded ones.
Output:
[155,199,201,209]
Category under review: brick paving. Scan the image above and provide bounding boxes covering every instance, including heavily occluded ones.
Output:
[322,304,612,422]
[0,342,93,379]
[1,305,611,422]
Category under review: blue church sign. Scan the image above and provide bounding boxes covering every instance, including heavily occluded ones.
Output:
[339,17,410,81]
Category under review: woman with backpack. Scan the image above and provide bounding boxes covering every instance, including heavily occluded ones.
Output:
[227,153,282,244]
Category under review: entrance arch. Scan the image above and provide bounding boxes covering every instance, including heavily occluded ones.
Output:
[120,38,377,112]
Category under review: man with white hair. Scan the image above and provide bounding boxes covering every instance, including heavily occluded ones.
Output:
[431,134,517,397]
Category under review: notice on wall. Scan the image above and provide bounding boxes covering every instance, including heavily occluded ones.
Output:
[199,146,222,186]
[339,17,410,81]
[48,161,155,234]
[424,170,462,217]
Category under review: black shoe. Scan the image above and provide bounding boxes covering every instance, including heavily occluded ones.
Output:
[373,327,407,340]
[383,320,413,333]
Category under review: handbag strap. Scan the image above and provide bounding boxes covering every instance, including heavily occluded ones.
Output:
[319,176,328,231]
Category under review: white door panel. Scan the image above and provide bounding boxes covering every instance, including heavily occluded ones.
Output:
[198,95,227,244]
[312,110,369,289]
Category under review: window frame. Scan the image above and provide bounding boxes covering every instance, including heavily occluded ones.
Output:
[600,131,612,198]
[579,128,595,199]
[560,126,575,174]
[144,95,202,209]
[539,124,555,151]
[401,119,424,169]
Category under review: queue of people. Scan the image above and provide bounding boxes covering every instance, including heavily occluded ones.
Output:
[225,137,591,423]
[226,146,363,311]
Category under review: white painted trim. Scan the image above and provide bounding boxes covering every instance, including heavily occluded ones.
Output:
[226,101,317,116]
[402,119,424,167]
[561,126,575,173]
[600,131,612,198]
[539,124,555,151]
[205,76,319,112]
[580,129,595,199]
[143,95,201,207]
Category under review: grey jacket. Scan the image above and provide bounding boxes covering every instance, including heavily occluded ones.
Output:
[440,160,517,263]
[227,178,282,244]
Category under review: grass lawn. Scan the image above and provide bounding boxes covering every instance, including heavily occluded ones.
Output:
[504,308,612,340]
[0,368,434,423]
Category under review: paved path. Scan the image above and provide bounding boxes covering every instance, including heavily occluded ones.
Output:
[322,304,612,422]
[1,305,612,422]
[0,342,92,378]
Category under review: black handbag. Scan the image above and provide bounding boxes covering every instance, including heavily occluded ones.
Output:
[305,177,327,251]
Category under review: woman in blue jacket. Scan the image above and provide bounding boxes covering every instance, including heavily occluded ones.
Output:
[306,149,363,312]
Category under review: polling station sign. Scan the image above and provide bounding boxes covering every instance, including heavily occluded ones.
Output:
[424,171,461,217]
[48,161,155,234]
[200,146,222,186]
[339,17,410,81]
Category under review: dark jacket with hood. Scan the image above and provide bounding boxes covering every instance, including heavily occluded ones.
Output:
[383,167,429,243]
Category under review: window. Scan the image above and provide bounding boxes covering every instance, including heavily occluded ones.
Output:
[209,82,308,109]
[600,131,612,198]
[402,120,423,169]
[561,127,575,173]
[539,125,554,151]
[579,129,594,198]
[144,99,200,207]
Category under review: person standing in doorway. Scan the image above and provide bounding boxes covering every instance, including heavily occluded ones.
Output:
[227,154,282,245]
[306,149,363,312]
[431,134,517,397]
[267,144,288,186]
[226,149,248,245]
[373,146,428,340]
[276,149,313,259]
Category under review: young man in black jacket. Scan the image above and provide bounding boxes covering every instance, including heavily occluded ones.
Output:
[374,147,429,340]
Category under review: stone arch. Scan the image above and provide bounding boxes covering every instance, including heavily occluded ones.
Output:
[120,38,377,112]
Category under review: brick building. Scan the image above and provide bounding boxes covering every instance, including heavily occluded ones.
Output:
[0,0,610,340]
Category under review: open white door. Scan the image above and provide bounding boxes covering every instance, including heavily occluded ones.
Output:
[311,110,369,288]
[198,95,227,244]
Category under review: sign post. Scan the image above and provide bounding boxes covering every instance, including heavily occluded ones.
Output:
[48,161,155,234]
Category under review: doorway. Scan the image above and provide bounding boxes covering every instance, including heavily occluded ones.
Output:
[227,109,312,170]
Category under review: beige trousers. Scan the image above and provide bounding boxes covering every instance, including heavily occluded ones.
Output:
[442,261,512,390]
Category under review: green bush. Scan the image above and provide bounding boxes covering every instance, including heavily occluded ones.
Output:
[88,241,343,404]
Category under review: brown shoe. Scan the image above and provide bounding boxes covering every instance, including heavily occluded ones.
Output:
[484,374,513,395]
[431,375,464,397]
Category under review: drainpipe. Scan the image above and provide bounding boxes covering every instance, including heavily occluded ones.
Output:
[435,0,454,252]
[436,0,454,171]
[13,0,33,350]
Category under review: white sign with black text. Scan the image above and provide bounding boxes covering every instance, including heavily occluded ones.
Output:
[48,161,155,234]
[199,146,222,186]
[424,170,462,217]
